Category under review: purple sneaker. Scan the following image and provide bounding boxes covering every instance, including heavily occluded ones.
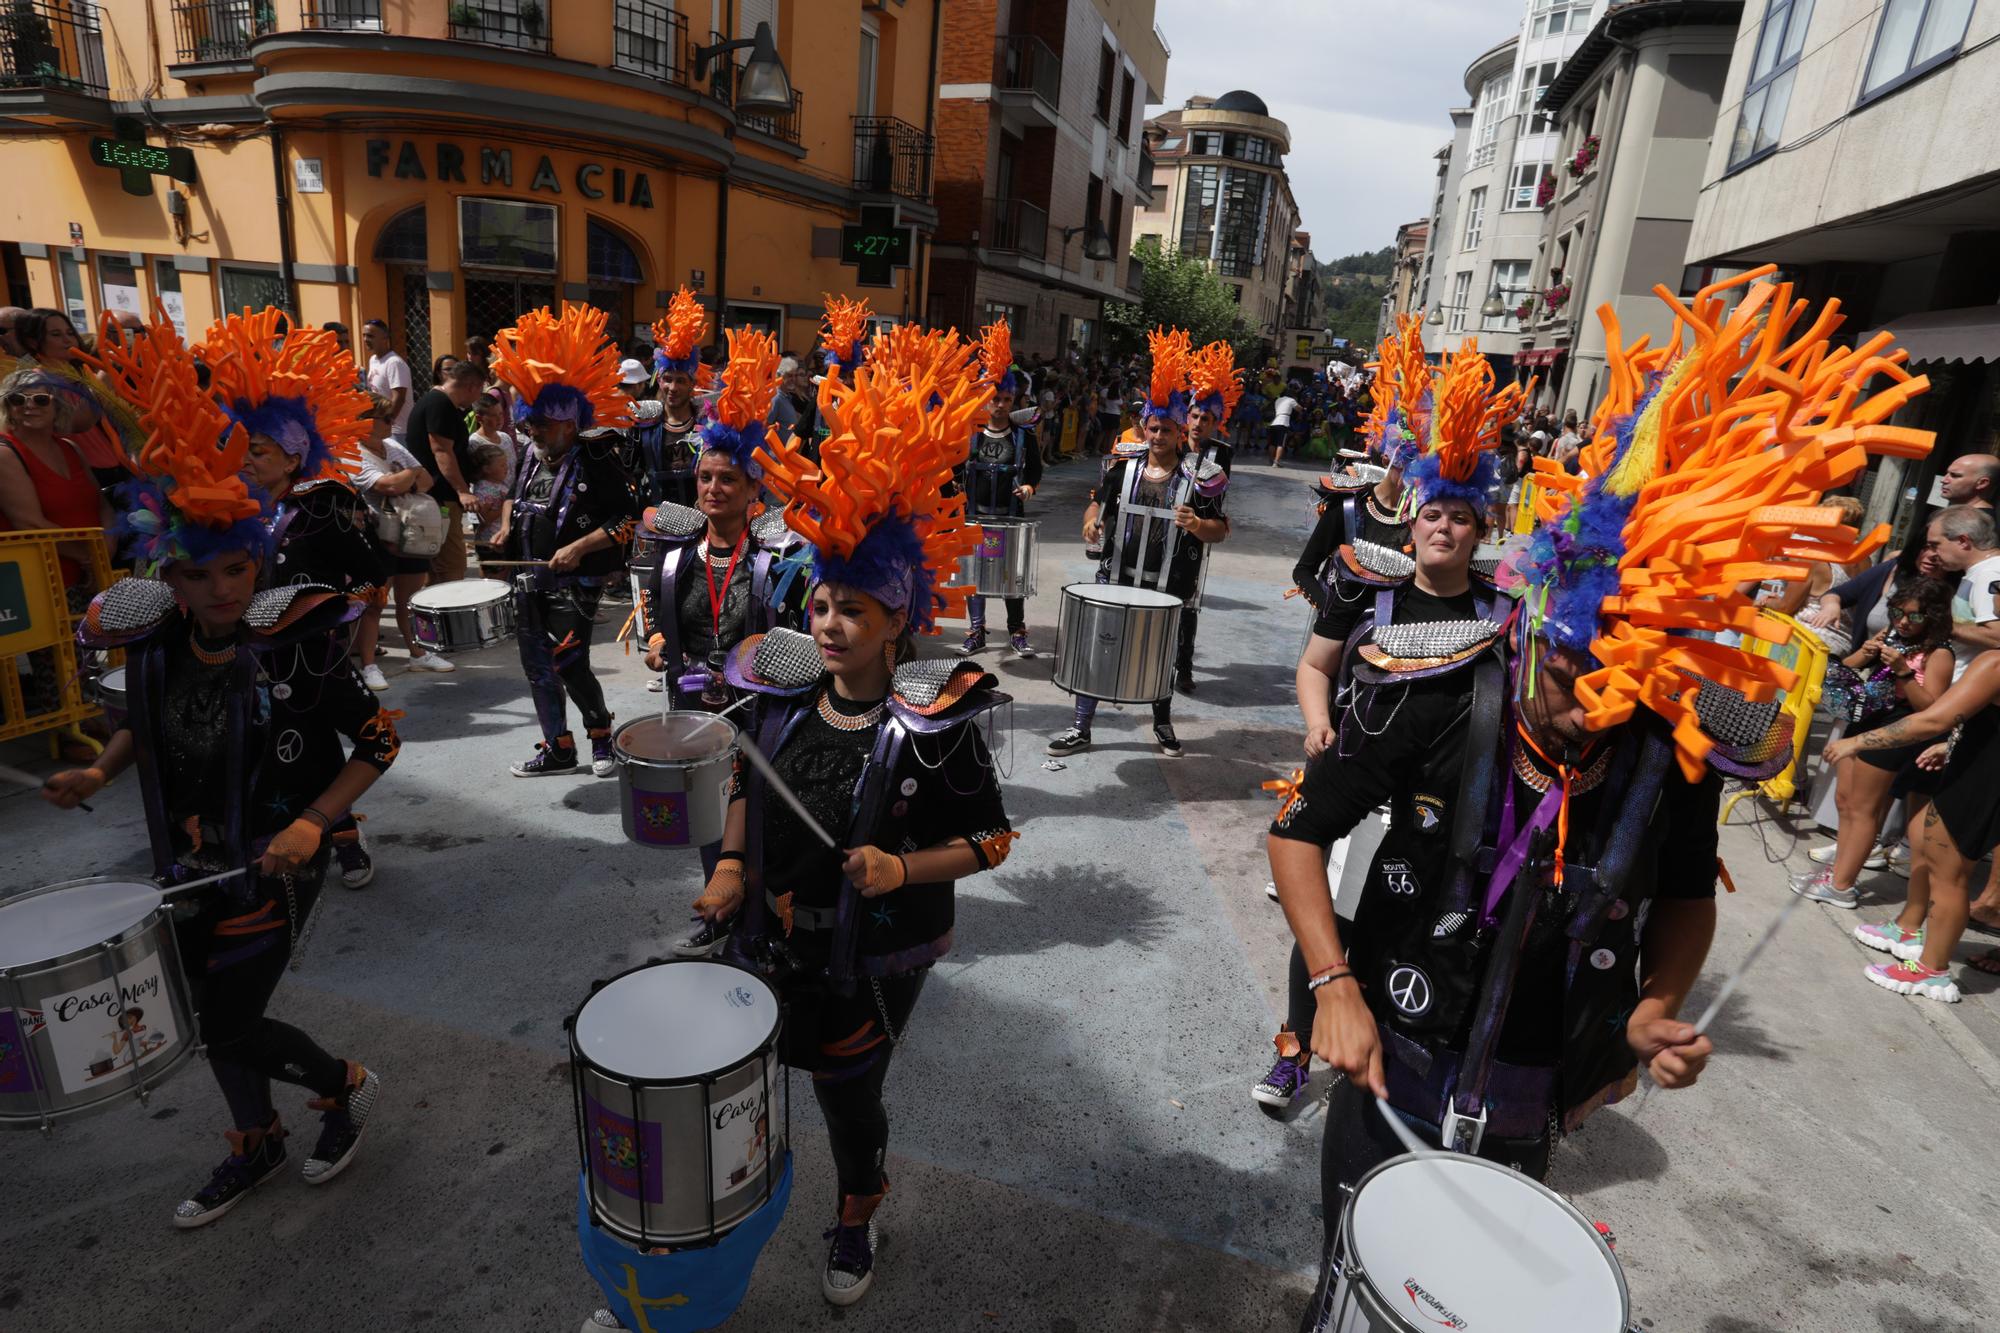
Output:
[1009,630,1036,658]
[821,1217,879,1306]
[1252,1050,1310,1109]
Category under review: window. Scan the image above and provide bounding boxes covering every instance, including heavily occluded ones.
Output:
[1178,164,1221,254]
[1530,1,1592,39]
[1507,159,1548,209]
[1862,0,1974,101]
[856,17,879,116]
[1095,41,1115,122]
[1214,168,1272,277]
[585,219,644,285]
[459,197,558,273]
[723,302,782,339]
[1462,187,1487,250]
[154,259,186,337]
[1728,0,1815,170]
[97,253,139,319]
[1469,72,1512,168]
[57,252,86,330]
[1447,271,1472,333]
[1085,174,1104,237]
[220,265,290,318]
[1484,259,1531,332]
[982,300,1022,329]
[1118,70,1135,143]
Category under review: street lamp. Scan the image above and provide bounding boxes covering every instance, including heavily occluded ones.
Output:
[692,22,794,113]
[1058,221,1116,262]
[1479,282,1538,321]
[1426,301,1445,326]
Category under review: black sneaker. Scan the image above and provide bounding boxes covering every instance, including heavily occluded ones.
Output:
[1175,668,1197,695]
[672,916,730,958]
[1046,727,1092,756]
[1153,724,1184,757]
[173,1118,288,1229]
[822,1217,879,1306]
[960,627,987,655]
[302,1062,381,1186]
[333,830,374,890]
[512,739,580,777]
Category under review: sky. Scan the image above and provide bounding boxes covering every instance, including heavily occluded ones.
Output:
[1149,0,1513,260]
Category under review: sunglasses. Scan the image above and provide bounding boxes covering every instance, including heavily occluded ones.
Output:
[4,392,54,409]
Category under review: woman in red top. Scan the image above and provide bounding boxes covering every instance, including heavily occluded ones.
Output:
[15,307,142,484]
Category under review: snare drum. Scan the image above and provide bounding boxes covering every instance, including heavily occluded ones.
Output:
[612,713,738,849]
[957,519,1040,599]
[409,577,516,653]
[1052,583,1184,704]
[569,959,786,1244]
[1326,1153,1628,1333]
[0,879,198,1130]
[95,666,128,728]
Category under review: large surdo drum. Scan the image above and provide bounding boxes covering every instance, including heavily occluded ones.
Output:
[957,519,1040,599]
[409,577,516,653]
[1051,583,1184,704]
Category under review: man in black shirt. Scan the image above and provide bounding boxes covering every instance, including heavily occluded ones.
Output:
[404,361,483,584]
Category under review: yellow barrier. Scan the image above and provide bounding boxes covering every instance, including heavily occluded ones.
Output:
[0,526,121,750]
[1511,478,1543,535]
[1719,611,1829,821]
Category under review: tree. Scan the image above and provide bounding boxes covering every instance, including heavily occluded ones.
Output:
[1103,238,1244,356]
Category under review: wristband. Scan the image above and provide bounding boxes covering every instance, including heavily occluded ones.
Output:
[1307,967,1354,993]
[895,853,909,888]
[300,807,332,831]
[715,850,746,866]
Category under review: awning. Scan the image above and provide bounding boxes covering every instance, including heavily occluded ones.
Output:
[1863,306,2000,367]
[1514,346,1566,367]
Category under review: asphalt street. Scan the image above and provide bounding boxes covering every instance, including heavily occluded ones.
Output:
[3,457,1999,1332]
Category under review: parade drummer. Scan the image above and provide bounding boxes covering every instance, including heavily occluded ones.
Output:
[45,313,397,1228]
[1047,328,1227,756]
[643,287,711,509]
[1290,315,1427,610]
[189,309,387,890]
[958,317,1042,658]
[662,328,1013,1316]
[1186,339,1242,479]
[1265,273,1931,1333]
[1253,343,1522,1115]
[488,304,643,780]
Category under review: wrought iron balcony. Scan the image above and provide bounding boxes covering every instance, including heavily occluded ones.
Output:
[852,115,933,200]
[994,33,1060,116]
[739,88,803,146]
[171,0,274,64]
[299,0,381,29]
[0,0,108,94]
[447,0,550,53]
[985,197,1048,261]
[612,0,688,86]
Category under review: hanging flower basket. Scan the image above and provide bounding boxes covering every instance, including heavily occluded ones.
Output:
[1544,283,1572,312]
[1513,301,1534,323]
[1565,135,1601,178]
[1535,171,1557,209]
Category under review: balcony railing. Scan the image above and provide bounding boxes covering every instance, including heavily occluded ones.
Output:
[985,197,1048,261]
[171,0,274,64]
[447,0,549,53]
[739,88,803,146]
[994,33,1060,111]
[612,0,688,86]
[853,115,933,199]
[300,0,381,29]
[0,1,108,95]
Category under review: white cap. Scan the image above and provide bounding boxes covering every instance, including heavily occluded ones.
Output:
[618,358,648,385]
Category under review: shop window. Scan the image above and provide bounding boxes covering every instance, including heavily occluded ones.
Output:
[1861,0,1974,102]
[398,269,434,393]
[1728,0,1814,170]
[981,300,1022,331]
[724,303,782,339]
[586,219,645,286]
[220,264,289,319]
[458,197,557,274]
[97,253,140,320]
[465,276,555,342]
[57,252,87,329]
[374,205,428,264]
[153,259,186,337]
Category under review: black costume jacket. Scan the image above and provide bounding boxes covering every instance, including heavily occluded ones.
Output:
[634,503,805,691]
[513,437,641,583]
[269,475,389,597]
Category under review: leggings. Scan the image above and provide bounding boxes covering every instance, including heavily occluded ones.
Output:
[1280,942,1313,1047]
[1176,606,1200,674]
[966,595,1026,635]
[181,860,348,1132]
[516,582,611,744]
[1296,1075,1553,1333]
[793,970,926,1202]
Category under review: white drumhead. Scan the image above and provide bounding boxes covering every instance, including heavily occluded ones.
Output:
[1349,1156,1624,1332]
[0,880,162,969]
[617,713,738,762]
[575,961,779,1081]
[100,667,126,693]
[1061,582,1181,610]
[412,578,513,609]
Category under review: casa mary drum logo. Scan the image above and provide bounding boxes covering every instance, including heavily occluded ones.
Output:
[0,551,61,657]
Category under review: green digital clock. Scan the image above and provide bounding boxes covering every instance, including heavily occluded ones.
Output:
[89,137,197,185]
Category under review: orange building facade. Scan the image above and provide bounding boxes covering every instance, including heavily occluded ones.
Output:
[0,0,939,387]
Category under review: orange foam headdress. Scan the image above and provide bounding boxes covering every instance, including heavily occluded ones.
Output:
[756,330,987,633]
[979,318,1023,395]
[650,286,713,385]
[1143,327,1193,425]
[1403,339,1530,510]
[1520,266,1935,781]
[491,302,632,431]
[821,294,872,375]
[193,307,370,481]
[1366,313,1431,468]
[1189,340,1244,427]
[88,304,267,569]
[700,326,781,479]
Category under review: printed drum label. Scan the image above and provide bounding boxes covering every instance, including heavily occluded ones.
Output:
[585,1095,664,1204]
[632,790,692,846]
[711,1058,775,1195]
[0,1008,46,1096]
[38,948,179,1095]
[979,526,1008,559]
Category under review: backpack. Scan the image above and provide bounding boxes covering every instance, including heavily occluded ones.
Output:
[368,490,446,557]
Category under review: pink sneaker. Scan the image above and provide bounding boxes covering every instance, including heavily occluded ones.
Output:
[1865,958,1961,1003]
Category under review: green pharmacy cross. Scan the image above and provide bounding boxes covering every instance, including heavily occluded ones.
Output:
[840,205,912,289]
[90,123,197,198]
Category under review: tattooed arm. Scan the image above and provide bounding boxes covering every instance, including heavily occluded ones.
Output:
[1824,653,2000,763]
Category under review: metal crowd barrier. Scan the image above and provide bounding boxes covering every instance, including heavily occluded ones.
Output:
[0,527,122,752]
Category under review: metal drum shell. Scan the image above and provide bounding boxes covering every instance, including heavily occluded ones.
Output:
[1051,583,1183,704]
[957,519,1040,599]
[408,578,517,653]
[612,715,738,849]
[569,960,787,1246]
[0,879,198,1129]
[95,666,128,730]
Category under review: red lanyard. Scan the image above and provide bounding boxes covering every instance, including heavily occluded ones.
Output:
[706,527,748,639]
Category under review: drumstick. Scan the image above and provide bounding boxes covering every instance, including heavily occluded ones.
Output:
[159,867,249,895]
[477,559,551,567]
[733,730,840,851]
[0,761,92,812]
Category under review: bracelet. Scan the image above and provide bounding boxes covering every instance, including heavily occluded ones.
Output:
[715,850,746,866]
[1307,967,1355,993]
[895,853,909,888]
[299,808,332,832]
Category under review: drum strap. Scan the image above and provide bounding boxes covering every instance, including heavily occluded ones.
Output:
[1106,456,1191,594]
[828,720,907,992]
[127,639,176,878]
[739,698,816,953]
[650,541,699,671]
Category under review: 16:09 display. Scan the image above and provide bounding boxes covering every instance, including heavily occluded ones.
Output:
[96,140,171,171]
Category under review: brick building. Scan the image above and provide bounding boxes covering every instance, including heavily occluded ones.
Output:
[927,0,1169,359]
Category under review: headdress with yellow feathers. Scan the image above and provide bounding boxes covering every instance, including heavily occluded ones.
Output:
[198,308,371,482]
[755,330,986,633]
[651,286,713,385]
[88,308,270,570]
[1520,267,1934,780]
[1404,340,1528,513]
[698,327,781,480]
[492,303,633,432]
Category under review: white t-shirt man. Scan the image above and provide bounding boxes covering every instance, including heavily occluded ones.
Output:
[368,350,414,438]
[1272,395,1300,429]
[1951,552,2000,627]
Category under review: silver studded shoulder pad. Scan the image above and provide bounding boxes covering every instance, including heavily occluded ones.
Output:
[1352,540,1415,580]
[752,627,823,688]
[647,502,705,539]
[751,509,796,549]
[244,583,335,630]
[630,399,664,425]
[1368,618,1507,661]
[79,577,180,645]
[1687,674,1783,748]
[891,656,976,708]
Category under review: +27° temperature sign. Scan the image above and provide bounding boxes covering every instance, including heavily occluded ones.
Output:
[840,204,913,289]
